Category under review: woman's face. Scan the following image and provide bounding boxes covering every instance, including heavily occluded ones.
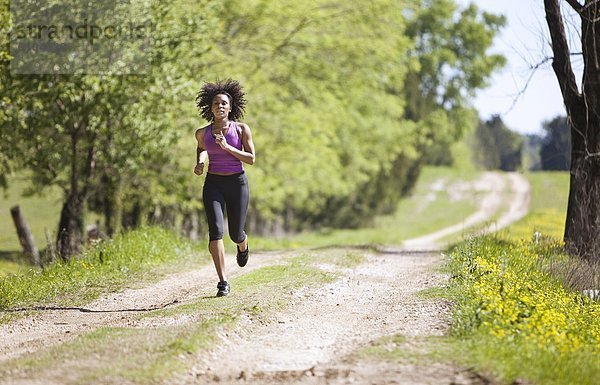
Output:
[211,94,232,120]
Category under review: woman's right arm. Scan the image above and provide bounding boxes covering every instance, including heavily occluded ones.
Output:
[194,128,208,175]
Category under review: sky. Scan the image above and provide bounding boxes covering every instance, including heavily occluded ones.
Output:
[458,0,581,135]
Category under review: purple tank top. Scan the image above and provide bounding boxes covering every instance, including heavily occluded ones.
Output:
[204,121,244,174]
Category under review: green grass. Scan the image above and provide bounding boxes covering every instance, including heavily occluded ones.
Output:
[0,227,208,320]
[431,171,590,384]
[0,175,102,275]
[359,235,600,385]
[0,176,63,276]
[0,175,63,252]
[504,171,569,240]
[0,250,31,276]
[358,170,595,385]
[0,251,357,384]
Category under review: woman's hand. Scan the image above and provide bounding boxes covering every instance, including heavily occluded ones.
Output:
[194,162,205,175]
[214,133,230,151]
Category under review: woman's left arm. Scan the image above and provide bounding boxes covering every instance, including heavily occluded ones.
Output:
[216,123,255,165]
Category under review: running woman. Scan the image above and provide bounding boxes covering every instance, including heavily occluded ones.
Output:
[194,79,255,297]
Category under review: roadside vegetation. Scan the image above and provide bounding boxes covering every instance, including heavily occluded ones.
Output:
[252,164,481,251]
[361,170,600,385]
[444,171,599,384]
[0,164,480,265]
[504,171,569,240]
[0,163,479,310]
[0,227,206,321]
[3,165,595,385]
[448,236,600,385]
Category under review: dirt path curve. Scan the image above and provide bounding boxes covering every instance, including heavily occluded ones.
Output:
[0,172,530,385]
[403,172,530,249]
[178,172,531,385]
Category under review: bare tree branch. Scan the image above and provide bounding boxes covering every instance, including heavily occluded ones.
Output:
[565,0,584,13]
[506,52,582,114]
[544,0,581,110]
[505,57,552,114]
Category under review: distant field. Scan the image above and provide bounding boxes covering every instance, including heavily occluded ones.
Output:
[0,177,63,252]
[252,165,482,250]
[0,176,64,274]
[504,171,569,240]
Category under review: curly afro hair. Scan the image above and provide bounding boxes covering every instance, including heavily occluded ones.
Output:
[195,79,247,122]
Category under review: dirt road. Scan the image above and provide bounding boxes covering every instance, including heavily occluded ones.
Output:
[0,172,530,385]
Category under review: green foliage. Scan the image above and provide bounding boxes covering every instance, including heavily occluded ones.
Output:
[470,115,523,171]
[522,134,544,171]
[207,0,416,229]
[250,165,480,250]
[1,1,218,249]
[447,236,600,385]
[1,0,506,241]
[196,0,504,230]
[1,1,13,187]
[0,174,69,277]
[403,0,506,166]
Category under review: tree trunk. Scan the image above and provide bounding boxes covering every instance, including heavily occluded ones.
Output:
[10,205,41,266]
[181,209,200,241]
[103,175,122,237]
[545,0,600,260]
[56,192,85,260]
[564,153,600,259]
[55,111,96,260]
[45,227,57,263]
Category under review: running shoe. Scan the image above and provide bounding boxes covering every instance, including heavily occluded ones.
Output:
[236,245,249,267]
[216,281,230,297]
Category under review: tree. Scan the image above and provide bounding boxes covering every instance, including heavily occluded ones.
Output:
[403,0,506,166]
[2,0,507,247]
[540,116,571,171]
[0,0,13,189]
[471,115,523,171]
[544,0,600,259]
[207,0,418,231]
[522,134,544,171]
[1,1,216,258]
[203,0,506,231]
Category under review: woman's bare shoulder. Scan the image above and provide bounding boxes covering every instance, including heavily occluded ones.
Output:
[195,124,210,138]
[236,122,251,132]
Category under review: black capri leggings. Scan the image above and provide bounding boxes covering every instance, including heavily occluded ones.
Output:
[202,172,249,243]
